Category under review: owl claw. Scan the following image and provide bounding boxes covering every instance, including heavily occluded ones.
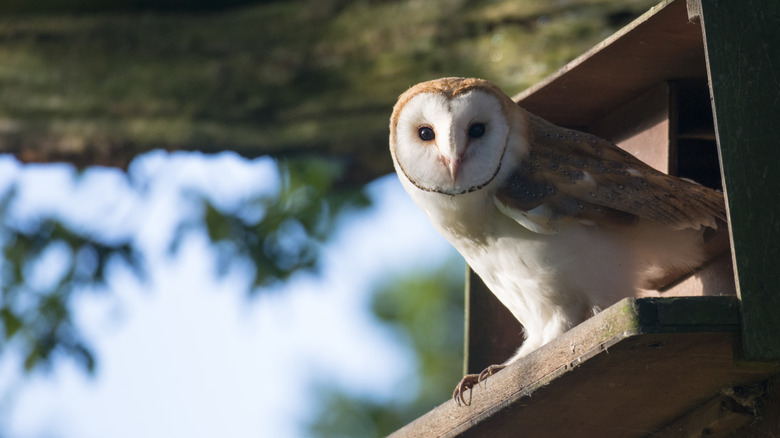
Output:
[453,374,479,406]
[452,364,507,406]
[478,364,505,384]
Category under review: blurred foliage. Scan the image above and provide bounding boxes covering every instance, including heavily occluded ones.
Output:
[175,157,370,290]
[0,0,275,14]
[0,188,142,373]
[308,258,465,437]
[0,0,657,181]
[0,156,369,373]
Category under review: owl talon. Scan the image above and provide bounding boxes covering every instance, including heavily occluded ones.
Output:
[453,374,479,406]
[478,364,506,386]
[453,364,506,407]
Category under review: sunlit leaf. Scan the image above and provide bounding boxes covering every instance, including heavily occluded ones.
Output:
[185,157,371,291]
[1,307,23,340]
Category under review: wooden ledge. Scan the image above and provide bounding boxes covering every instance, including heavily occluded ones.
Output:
[390,297,777,438]
[514,0,706,129]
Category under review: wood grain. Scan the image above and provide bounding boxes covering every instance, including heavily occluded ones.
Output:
[392,297,775,438]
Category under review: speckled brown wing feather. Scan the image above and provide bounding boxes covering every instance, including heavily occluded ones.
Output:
[496,113,726,231]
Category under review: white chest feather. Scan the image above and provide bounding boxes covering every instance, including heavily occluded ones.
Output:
[408,186,637,347]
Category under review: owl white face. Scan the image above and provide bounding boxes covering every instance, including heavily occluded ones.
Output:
[391,86,511,195]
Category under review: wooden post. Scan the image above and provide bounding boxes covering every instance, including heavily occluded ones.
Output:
[692,0,780,361]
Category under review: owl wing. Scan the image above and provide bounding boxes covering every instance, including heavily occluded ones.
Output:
[494,113,726,235]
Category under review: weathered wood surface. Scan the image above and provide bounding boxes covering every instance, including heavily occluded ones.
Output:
[589,81,673,174]
[651,374,780,438]
[693,0,780,361]
[640,252,735,298]
[515,0,705,129]
[722,376,780,438]
[391,297,775,438]
[649,390,760,438]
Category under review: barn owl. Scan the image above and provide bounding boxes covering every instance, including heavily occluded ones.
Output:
[389,77,726,405]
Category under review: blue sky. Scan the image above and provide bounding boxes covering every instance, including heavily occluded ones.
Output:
[0,152,456,437]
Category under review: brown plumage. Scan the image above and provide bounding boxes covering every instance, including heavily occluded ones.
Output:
[498,113,726,231]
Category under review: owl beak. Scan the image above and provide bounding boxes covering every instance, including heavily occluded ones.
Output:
[441,156,460,182]
[448,159,460,182]
[438,138,462,182]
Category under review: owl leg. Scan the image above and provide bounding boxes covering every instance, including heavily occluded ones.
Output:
[511,336,544,361]
[504,300,589,364]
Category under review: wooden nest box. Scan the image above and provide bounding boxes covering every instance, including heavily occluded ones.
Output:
[393,0,780,436]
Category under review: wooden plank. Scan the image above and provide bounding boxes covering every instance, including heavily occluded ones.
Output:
[694,0,780,361]
[456,333,749,438]
[720,375,780,437]
[649,391,759,437]
[588,81,673,174]
[390,297,775,438]
[639,252,736,298]
[515,0,706,129]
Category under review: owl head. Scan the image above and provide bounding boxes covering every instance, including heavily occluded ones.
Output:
[389,77,528,196]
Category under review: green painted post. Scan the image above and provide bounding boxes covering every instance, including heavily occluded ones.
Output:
[696,0,780,360]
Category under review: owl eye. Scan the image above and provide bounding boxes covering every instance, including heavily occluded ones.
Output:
[418,126,435,142]
[468,123,486,139]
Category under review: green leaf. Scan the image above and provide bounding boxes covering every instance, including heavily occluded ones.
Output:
[1,307,23,340]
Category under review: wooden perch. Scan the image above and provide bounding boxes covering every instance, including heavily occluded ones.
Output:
[391,296,776,438]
